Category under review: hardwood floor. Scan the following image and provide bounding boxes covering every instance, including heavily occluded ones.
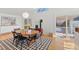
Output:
[0,32,76,50]
[0,33,55,50]
[0,33,12,40]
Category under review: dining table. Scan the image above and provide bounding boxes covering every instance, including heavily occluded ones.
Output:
[16,29,40,48]
[14,29,42,49]
[15,29,39,39]
[15,29,39,40]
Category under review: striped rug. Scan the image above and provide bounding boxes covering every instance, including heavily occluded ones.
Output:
[0,38,52,50]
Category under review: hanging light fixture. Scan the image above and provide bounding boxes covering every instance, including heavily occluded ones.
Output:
[22,12,29,18]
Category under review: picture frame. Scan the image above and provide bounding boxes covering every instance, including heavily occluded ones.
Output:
[1,16,16,26]
[24,18,32,25]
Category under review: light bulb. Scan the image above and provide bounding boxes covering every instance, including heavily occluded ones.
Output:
[22,12,29,18]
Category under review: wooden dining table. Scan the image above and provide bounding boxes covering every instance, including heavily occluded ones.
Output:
[15,29,39,37]
[14,29,41,49]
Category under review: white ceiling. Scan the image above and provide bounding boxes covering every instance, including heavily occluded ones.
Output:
[0,8,33,16]
[53,8,79,16]
[0,8,79,16]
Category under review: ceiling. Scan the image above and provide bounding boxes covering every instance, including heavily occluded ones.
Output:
[0,8,33,16]
[0,8,79,16]
[53,8,79,16]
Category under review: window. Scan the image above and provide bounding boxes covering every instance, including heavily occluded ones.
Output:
[56,16,74,37]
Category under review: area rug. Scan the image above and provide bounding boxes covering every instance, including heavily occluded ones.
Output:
[0,38,52,50]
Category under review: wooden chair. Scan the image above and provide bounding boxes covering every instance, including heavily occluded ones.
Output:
[12,31,18,44]
[16,33,30,50]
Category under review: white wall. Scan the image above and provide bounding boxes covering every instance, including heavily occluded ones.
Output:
[28,9,56,34]
[29,8,79,34]
[2,8,79,34]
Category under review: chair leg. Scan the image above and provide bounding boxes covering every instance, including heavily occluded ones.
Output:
[27,41,29,46]
[15,40,19,47]
[20,43,22,50]
[13,39,15,44]
[35,41,37,50]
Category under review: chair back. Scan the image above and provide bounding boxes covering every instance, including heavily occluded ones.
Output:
[12,31,17,38]
[16,33,24,40]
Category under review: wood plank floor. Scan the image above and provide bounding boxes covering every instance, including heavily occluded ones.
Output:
[0,32,77,50]
[0,33,56,50]
[0,33,12,40]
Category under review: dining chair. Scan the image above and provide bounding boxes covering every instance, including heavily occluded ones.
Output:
[12,31,18,44]
[16,33,29,50]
